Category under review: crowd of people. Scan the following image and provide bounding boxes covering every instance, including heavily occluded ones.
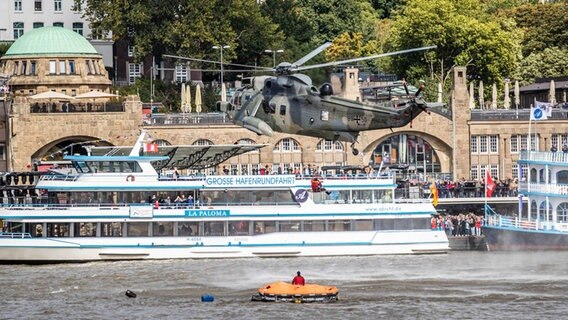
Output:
[431,213,483,237]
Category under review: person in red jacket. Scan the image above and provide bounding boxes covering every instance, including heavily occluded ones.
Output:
[291,271,305,286]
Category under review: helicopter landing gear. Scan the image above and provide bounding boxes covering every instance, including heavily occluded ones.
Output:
[350,142,359,155]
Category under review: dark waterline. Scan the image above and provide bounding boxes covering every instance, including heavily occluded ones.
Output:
[1,251,567,319]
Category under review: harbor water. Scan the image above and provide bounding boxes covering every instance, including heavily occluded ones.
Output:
[1,251,567,319]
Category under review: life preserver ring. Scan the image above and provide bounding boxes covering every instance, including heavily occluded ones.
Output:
[126,175,135,182]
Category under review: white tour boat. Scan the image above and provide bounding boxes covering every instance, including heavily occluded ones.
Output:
[0,133,448,263]
[484,150,568,250]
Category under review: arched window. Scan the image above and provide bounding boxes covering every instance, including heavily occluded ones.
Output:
[557,170,568,184]
[557,203,568,223]
[530,168,537,183]
[539,200,553,221]
[273,138,301,152]
[530,200,537,220]
[316,139,343,151]
[192,139,213,146]
[272,138,302,174]
[153,139,171,146]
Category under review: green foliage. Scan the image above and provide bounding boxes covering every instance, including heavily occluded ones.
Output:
[384,0,522,86]
[513,47,568,85]
[505,3,568,56]
[370,0,407,19]
[0,43,11,57]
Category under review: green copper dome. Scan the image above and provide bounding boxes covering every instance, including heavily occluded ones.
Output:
[5,26,99,57]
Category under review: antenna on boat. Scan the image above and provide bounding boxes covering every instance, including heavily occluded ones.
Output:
[130,130,147,156]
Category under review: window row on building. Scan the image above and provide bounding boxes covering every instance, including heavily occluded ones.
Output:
[12,21,83,39]
[470,135,498,154]
[13,0,81,13]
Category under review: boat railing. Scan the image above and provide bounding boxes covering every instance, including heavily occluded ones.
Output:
[520,151,568,164]
[0,232,32,238]
[519,182,568,196]
[39,174,80,182]
[485,214,538,231]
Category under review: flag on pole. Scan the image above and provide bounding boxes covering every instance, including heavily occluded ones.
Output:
[430,181,438,207]
[485,169,496,198]
[530,101,552,120]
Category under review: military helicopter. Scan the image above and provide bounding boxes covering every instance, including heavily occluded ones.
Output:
[164,43,440,155]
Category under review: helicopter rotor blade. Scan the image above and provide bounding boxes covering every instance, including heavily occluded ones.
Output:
[291,42,333,68]
[294,45,437,72]
[162,54,273,71]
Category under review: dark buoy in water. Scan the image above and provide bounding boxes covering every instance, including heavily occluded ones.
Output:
[125,290,137,298]
[201,294,215,302]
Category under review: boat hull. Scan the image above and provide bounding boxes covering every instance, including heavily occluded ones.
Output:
[0,230,448,263]
[483,226,568,251]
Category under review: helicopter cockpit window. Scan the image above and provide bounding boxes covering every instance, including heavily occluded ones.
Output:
[277,76,293,88]
[321,110,329,121]
[280,105,286,116]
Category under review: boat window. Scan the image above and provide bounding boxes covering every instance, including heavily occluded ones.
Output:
[251,190,275,205]
[23,223,40,237]
[393,218,413,230]
[74,161,91,173]
[354,220,373,231]
[85,161,142,173]
[178,221,199,236]
[101,222,123,237]
[225,190,249,206]
[127,222,149,237]
[153,222,174,236]
[302,220,325,232]
[46,223,70,237]
[253,221,276,234]
[74,222,97,237]
[229,221,249,236]
[275,190,296,205]
[352,190,373,203]
[204,221,225,236]
[278,221,300,232]
[376,219,395,231]
[327,220,351,232]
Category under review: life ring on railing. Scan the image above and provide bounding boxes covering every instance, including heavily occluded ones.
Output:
[126,175,135,182]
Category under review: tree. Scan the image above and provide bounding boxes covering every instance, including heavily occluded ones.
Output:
[505,3,568,56]
[78,0,283,69]
[384,0,522,91]
[513,47,568,85]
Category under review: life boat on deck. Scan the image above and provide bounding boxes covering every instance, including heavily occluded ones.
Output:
[251,281,339,303]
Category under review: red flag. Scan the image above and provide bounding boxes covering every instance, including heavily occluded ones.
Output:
[144,143,158,153]
[486,169,496,198]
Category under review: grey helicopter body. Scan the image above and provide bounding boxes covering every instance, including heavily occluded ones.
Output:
[165,43,439,155]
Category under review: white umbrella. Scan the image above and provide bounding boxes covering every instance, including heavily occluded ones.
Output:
[468,81,475,109]
[221,83,227,102]
[549,80,556,105]
[181,84,187,112]
[478,80,484,109]
[74,91,118,112]
[195,84,202,113]
[514,80,520,109]
[30,91,74,100]
[503,80,510,109]
[491,83,498,109]
[74,91,118,99]
[437,82,443,103]
[186,84,192,113]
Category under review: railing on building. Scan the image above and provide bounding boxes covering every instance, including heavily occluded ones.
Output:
[519,182,568,196]
[29,102,125,113]
[144,113,230,126]
[471,108,568,121]
[520,151,568,163]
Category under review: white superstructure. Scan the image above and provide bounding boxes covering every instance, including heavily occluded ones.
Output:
[0,133,448,263]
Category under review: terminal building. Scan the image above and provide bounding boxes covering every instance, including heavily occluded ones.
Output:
[1,26,568,188]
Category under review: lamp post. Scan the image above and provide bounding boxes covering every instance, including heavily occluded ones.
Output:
[264,49,284,67]
[212,45,230,86]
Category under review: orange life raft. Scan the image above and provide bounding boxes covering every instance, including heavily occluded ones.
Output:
[251,281,339,303]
